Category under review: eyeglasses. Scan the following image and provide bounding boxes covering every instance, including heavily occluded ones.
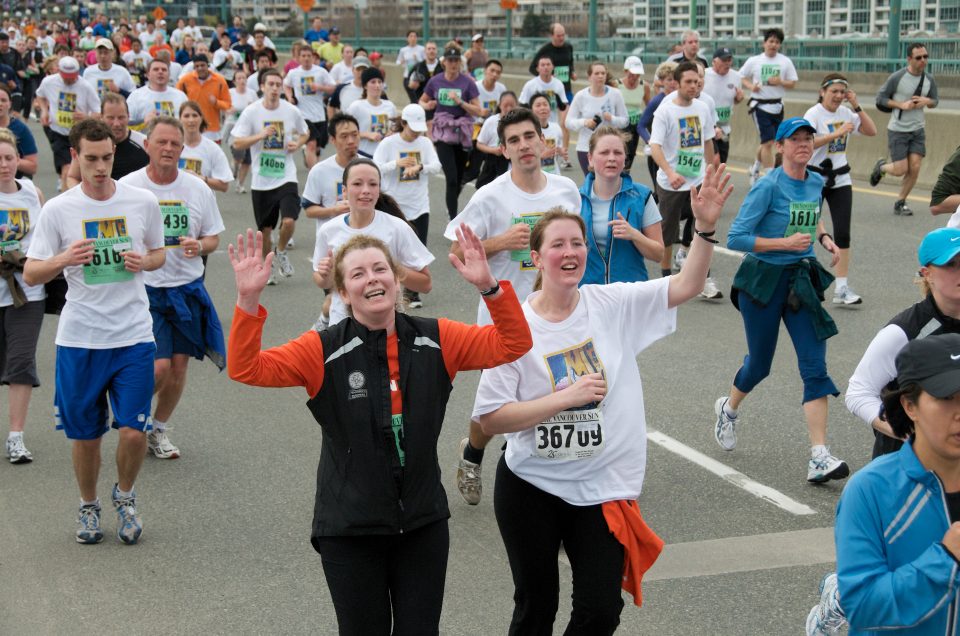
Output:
[913,54,929,60]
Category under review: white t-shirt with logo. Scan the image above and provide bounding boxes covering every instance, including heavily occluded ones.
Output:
[122,50,153,86]
[284,64,334,123]
[443,170,580,325]
[540,121,565,176]
[475,79,506,124]
[120,168,225,287]
[26,181,164,348]
[804,102,862,190]
[703,68,742,134]
[330,61,352,85]
[740,53,798,114]
[82,63,136,99]
[566,86,629,152]
[312,211,435,325]
[212,48,243,82]
[127,85,188,124]
[0,179,45,306]
[227,87,257,126]
[303,155,350,241]
[396,45,425,78]
[230,98,308,191]
[472,278,677,505]
[373,134,441,221]
[347,99,398,157]
[519,76,568,124]
[36,74,101,136]
[178,136,235,183]
[337,82,364,113]
[650,95,716,192]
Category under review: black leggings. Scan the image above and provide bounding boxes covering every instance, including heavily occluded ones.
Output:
[434,141,467,220]
[821,185,853,249]
[623,126,640,171]
[494,456,624,636]
[313,519,450,636]
[410,213,429,248]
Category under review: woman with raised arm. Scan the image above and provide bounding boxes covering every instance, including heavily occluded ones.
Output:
[227,224,531,636]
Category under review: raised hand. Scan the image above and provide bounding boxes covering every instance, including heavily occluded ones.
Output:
[690,163,733,229]
[448,224,497,291]
[228,229,273,313]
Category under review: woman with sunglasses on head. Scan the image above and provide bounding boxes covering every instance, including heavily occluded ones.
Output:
[473,164,730,634]
[803,73,877,306]
[228,223,532,636]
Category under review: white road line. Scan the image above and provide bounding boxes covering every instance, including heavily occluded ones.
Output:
[647,429,817,516]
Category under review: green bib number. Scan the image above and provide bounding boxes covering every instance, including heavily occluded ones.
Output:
[510,213,542,269]
[627,107,641,126]
[437,88,461,107]
[391,414,406,466]
[675,149,703,179]
[258,152,286,179]
[785,202,820,241]
[0,239,20,254]
[160,202,190,248]
[715,106,732,124]
[83,237,133,285]
[554,65,570,83]
[760,64,780,85]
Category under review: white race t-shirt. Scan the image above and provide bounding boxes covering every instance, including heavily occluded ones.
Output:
[329,62,352,85]
[26,181,164,348]
[475,80,506,123]
[230,99,308,191]
[168,62,184,87]
[702,68,742,134]
[227,87,257,126]
[212,48,243,82]
[477,114,500,148]
[373,134,442,221]
[178,136,234,183]
[347,99,398,157]
[566,86,629,152]
[541,121,564,175]
[472,278,677,505]
[0,179,45,306]
[650,95,716,191]
[312,211,435,325]
[284,64,334,123]
[740,53,798,114]
[127,85,188,124]
[302,155,349,238]
[804,102,862,189]
[82,64,136,99]
[443,170,581,324]
[519,76,568,124]
[122,50,153,86]
[396,45,425,78]
[337,82,364,113]
[120,168,225,287]
[36,74,101,136]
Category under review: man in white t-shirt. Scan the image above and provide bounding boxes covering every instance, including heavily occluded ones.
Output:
[702,47,743,165]
[464,58,507,183]
[212,33,242,85]
[230,68,309,285]
[397,30,425,103]
[23,119,165,546]
[122,38,153,88]
[119,116,226,461]
[283,46,335,169]
[519,57,569,164]
[443,108,580,505]
[126,58,188,127]
[82,38,136,99]
[739,28,798,183]
[35,56,101,192]
[650,61,718,296]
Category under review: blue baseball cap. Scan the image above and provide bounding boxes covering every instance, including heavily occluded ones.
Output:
[775,117,816,141]
[918,227,960,267]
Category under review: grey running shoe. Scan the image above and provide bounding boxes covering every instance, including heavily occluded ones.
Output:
[869,158,885,187]
[112,484,143,545]
[6,435,33,463]
[807,449,850,483]
[456,438,482,505]
[76,503,104,544]
[832,285,863,306]
[714,397,737,451]
[276,250,294,277]
[147,429,180,459]
[699,277,723,300]
[805,572,846,635]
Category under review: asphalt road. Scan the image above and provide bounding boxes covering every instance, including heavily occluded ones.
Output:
[0,120,947,635]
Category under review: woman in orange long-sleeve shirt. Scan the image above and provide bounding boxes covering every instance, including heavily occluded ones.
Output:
[227,226,531,636]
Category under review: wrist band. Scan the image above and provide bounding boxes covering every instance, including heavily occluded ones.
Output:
[853,106,863,113]
[695,229,719,244]
[818,232,833,246]
[480,281,501,297]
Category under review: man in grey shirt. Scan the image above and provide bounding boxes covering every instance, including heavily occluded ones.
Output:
[870,43,938,216]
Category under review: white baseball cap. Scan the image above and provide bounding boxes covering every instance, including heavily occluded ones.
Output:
[624,56,644,75]
[401,103,427,132]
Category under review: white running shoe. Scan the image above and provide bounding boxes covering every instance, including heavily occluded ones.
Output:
[147,429,180,459]
[748,164,761,185]
[832,285,863,306]
[456,438,482,505]
[287,237,295,249]
[672,247,687,272]
[699,277,723,299]
[807,449,850,483]
[276,250,294,278]
[805,572,846,635]
[714,397,737,451]
[266,258,278,286]
[312,313,329,331]
[6,435,32,463]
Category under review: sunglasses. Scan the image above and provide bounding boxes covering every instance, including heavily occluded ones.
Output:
[913,54,929,60]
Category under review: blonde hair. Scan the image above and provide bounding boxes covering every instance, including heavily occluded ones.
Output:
[530,208,587,291]
[332,235,407,314]
[587,124,629,154]
[655,61,678,80]
[0,127,17,151]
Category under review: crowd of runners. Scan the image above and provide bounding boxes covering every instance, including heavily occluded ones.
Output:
[4,7,960,634]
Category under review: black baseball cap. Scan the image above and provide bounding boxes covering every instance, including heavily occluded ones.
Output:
[443,47,460,59]
[896,333,960,398]
[713,47,733,60]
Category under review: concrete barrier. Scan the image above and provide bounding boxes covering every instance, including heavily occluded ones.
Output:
[377,61,957,190]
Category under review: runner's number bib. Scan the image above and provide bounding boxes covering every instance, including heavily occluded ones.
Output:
[84,237,133,285]
[160,201,190,248]
[785,201,820,241]
[761,64,780,85]
[554,66,570,83]
[259,152,286,178]
[675,149,703,179]
[535,408,604,460]
[510,213,542,269]
[715,106,731,124]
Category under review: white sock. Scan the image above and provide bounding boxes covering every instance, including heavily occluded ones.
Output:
[8,431,22,440]
[81,498,100,507]
[752,160,762,172]
[153,419,166,432]
[835,277,848,290]
[723,402,738,418]
[812,444,828,457]
[115,486,134,499]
